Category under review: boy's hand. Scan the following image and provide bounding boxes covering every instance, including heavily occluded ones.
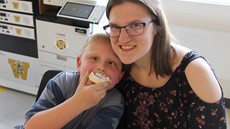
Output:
[72,71,110,109]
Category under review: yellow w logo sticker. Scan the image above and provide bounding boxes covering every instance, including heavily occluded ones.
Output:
[14,16,21,23]
[56,39,67,50]
[15,28,22,35]
[8,59,30,80]
[12,2,19,9]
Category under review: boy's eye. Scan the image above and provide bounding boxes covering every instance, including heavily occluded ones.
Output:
[108,61,116,66]
[91,57,98,61]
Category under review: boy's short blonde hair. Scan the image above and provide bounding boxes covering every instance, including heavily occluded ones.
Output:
[80,33,111,56]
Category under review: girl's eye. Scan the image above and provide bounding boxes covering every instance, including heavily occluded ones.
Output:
[110,25,120,30]
[128,23,142,29]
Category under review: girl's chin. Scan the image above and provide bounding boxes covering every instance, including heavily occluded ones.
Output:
[120,58,134,64]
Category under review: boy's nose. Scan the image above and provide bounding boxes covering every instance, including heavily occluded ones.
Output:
[97,63,105,71]
[97,67,105,72]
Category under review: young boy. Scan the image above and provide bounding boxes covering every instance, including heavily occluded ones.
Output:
[24,33,124,129]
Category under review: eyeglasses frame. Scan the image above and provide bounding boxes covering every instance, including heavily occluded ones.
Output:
[103,20,154,38]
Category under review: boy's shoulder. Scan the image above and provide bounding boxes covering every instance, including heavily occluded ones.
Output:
[54,71,80,81]
[102,88,124,107]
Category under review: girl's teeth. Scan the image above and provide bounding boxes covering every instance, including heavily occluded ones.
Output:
[121,45,134,50]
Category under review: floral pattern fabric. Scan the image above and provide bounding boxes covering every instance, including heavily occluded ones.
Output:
[116,51,226,129]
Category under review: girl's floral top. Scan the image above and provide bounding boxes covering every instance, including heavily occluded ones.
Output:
[116,51,226,129]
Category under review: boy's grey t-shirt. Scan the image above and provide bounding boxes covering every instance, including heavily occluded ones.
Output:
[25,71,124,129]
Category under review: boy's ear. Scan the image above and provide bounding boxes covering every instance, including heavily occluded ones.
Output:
[76,56,81,70]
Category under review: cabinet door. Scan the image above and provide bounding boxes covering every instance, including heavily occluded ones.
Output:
[0,23,35,39]
[0,51,40,94]
[0,10,34,27]
[0,0,33,14]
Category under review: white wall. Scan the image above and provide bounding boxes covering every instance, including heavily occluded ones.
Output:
[162,0,230,98]
[169,23,230,98]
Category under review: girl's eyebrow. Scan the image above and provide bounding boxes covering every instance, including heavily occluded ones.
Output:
[109,20,144,26]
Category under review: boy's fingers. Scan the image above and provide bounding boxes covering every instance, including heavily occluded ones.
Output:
[95,81,110,91]
[79,71,90,87]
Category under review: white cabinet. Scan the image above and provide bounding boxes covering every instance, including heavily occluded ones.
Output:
[0,0,39,94]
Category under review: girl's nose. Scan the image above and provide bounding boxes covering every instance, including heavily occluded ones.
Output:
[118,28,131,44]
